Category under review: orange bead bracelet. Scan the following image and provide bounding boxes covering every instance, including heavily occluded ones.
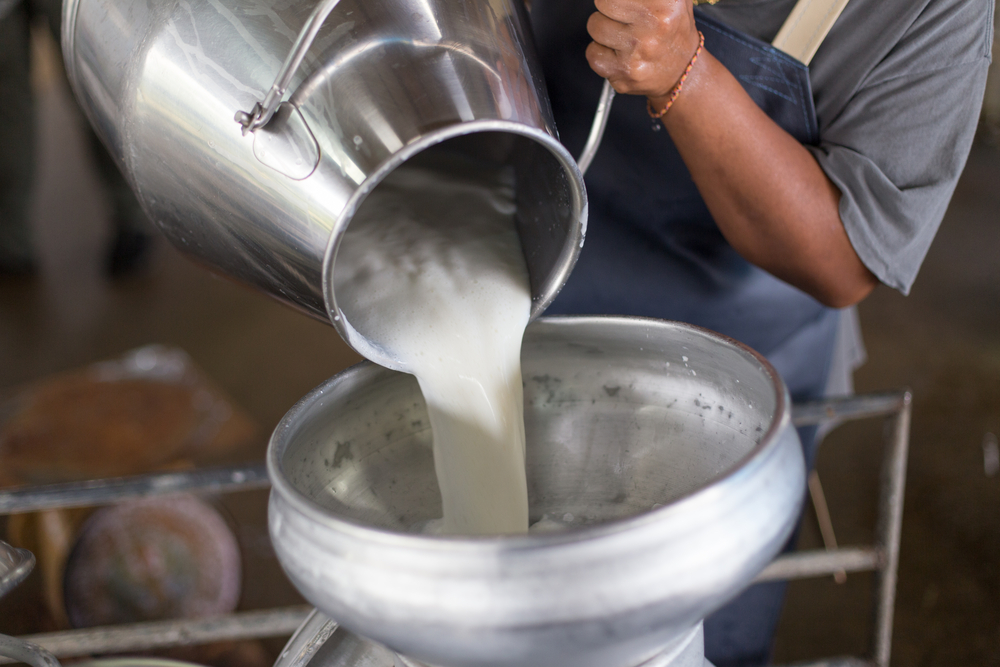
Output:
[647,31,705,120]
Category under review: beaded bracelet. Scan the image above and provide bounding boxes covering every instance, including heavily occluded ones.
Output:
[647,30,705,120]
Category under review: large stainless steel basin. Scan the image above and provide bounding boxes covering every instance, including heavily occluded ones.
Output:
[267,317,806,667]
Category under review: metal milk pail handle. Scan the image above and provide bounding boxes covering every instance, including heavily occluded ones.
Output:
[577,80,615,175]
[235,0,616,175]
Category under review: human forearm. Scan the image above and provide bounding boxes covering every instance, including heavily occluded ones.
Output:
[659,51,877,307]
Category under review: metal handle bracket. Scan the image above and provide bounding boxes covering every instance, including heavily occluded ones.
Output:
[236,0,344,134]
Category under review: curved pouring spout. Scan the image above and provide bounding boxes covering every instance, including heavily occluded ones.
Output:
[62,0,612,368]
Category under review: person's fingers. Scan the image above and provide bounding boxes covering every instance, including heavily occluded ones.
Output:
[593,0,639,24]
[586,0,700,98]
[587,12,632,51]
[585,41,627,83]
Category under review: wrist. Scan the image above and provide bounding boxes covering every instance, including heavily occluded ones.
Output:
[646,30,705,119]
[659,48,722,128]
[646,91,673,112]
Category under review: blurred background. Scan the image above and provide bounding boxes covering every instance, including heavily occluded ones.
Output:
[0,13,997,667]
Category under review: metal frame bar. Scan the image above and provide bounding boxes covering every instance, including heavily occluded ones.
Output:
[807,470,847,583]
[0,465,270,515]
[767,390,912,667]
[0,609,312,665]
[0,392,911,667]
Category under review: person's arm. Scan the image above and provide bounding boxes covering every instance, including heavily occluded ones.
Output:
[585,0,878,308]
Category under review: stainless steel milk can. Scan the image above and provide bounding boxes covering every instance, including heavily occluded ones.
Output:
[62,0,613,367]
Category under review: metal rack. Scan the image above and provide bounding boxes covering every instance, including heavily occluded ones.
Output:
[0,391,911,667]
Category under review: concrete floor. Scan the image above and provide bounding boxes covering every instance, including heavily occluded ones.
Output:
[2,30,998,667]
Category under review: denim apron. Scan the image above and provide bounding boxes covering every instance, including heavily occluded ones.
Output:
[531,6,838,665]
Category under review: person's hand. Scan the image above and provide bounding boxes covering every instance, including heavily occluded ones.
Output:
[585,0,701,103]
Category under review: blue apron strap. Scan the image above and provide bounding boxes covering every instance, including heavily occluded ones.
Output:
[696,11,820,145]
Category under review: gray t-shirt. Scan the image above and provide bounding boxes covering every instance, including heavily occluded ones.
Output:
[700,0,994,293]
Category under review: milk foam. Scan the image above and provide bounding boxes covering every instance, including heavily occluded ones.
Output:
[334,155,531,535]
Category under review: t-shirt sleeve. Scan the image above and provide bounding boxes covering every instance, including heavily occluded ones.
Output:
[806,0,993,294]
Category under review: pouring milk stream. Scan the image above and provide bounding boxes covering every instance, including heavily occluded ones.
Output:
[334,155,532,535]
[329,88,614,535]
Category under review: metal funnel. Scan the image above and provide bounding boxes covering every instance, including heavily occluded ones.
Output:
[267,317,807,667]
